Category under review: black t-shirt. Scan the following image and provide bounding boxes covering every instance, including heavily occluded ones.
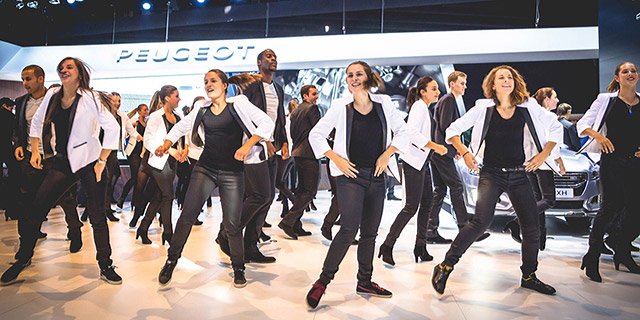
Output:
[483,107,526,168]
[349,105,383,168]
[198,106,244,172]
[605,97,640,157]
[131,120,146,156]
[53,101,75,157]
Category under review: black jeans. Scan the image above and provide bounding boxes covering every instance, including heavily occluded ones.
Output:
[526,170,555,230]
[324,164,340,225]
[384,161,433,247]
[138,157,176,235]
[319,168,385,285]
[118,151,142,203]
[276,155,295,203]
[168,164,245,267]
[175,160,191,207]
[0,151,19,215]
[443,168,539,275]
[16,156,112,268]
[428,153,468,237]
[281,157,319,228]
[104,150,120,211]
[589,155,640,251]
[239,156,277,254]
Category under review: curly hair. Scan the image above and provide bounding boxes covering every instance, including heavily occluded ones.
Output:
[482,65,529,106]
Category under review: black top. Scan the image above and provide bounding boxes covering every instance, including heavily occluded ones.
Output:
[0,107,15,151]
[605,97,640,157]
[131,120,146,156]
[162,113,180,166]
[349,106,383,168]
[198,106,244,172]
[290,101,322,159]
[242,80,288,150]
[484,107,526,168]
[434,93,461,158]
[53,104,72,157]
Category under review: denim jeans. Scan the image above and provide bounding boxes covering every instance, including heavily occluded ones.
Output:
[319,167,385,285]
[168,164,245,267]
[443,168,539,275]
[384,161,433,247]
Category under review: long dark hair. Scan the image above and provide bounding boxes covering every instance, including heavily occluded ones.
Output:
[149,85,178,113]
[607,62,638,93]
[347,61,385,91]
[45,57,112,124]
[407,76,435,109]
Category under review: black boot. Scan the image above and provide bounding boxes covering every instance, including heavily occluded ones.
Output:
[320,222,333,241]
[69,227,83,253]
[106,210,120,222]
[378,244,395,266]
[432,263,454,294]
[413,245,433,263]
[129,210,142,228]
[136,222,152,245]
[233,267,247,288]
[580,250,602,282]
[613,246,640,274]
[521,272,556,295]
[503,219,522,243]
[159,259,177,286]
[80,210,89,222]
[216,235,231,257]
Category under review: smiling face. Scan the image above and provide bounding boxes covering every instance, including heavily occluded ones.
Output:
[139,104,149,118]
[164,90,180,110]
[492,68,514,97]
[420,80,440,105]
[204,71,228,101]
[346,63,369,94]
[303,87,319,105]
[614,63,639,88]
[57,59,80,87]
[21,69,44,96]
[111,95,121,110]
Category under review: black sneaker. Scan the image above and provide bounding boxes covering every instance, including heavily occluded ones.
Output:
[521,272,556,295]
[475,232,491,242]
[245,251,276,264]
[432,263,454,294]
[1,259,31,285]
[159,260,177,286]
[306,281,327,309]
[356,281,392,298]
[99,265,122,285]
[216,235,231,257]
[69,228,83,253]
[263,221,272,228]
[426,235,452,244]
[233,268,247,288]
[278,221,298,240]
[295,227,312,237]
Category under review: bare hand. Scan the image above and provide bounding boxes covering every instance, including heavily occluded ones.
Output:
[454,152,461,160]
[434,144,448,156]
[178,148,189,163]
[30,151,43,170]
[334,157,358,178]
[595,133,614,153]
[635,147,640,158]
[281,143,290,160]
[15,147,24,161]
[155,145,169,157]
[526,152,549,172]
[374,154,390,177]
[94,162,106,182]
[136,135,143,141]
[266,141,276,158]
[234,145,252,161]
[462,152,479,172]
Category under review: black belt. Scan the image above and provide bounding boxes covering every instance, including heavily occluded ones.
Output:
[483,165,527,173]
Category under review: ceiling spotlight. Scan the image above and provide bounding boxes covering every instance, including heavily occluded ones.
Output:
[196,0,205,3]
[26,0,38,8]
[16,1,25,9]
[66,0,74,4]
[49,0,60,4]
[142,2,151,10]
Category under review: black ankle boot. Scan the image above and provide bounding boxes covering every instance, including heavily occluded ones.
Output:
[129,211,142,228]
[106,211,120,222]
[233,267,247,288]
[581,251,602,282]
[413,245,433,263]
[613,251,640,274]
[159,259,177,286]
[136,228,152,245]
[432,263,453,294]
[503,219,522,243]
[69,227,83,253]
[162,233,173,246]
[80,210,89,222]
[378,244,395,266]
[320,222,333,241]
[521,272,556,295]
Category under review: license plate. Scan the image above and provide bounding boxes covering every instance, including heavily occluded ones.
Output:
[556,188,574,198]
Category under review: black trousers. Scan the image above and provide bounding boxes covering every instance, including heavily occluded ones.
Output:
[16,156,112,267]
[138,157,176,235]
[443,168,539,275]
[428,153,469,237]
[319,168,385,285]
[384,161,433,247]
[281,157,319,228]
[168,164,245,267]
[0,151,19,215]
[526,170,555,230]
[175,160,191,207]
[118,151,143,204]
[104,150,120,211]
[589,155,640,251]
[324,164,340,225]
[275,155,295,203]
[239,156,277,254]
[18,153,81,230]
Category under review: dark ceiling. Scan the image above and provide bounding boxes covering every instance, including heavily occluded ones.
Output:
[0,0,598,47]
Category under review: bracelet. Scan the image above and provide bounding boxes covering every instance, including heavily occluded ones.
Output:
[462,151,470,157]
[97,158,107,164]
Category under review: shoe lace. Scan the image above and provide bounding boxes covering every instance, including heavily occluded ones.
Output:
[310,283,326,300]
[370,282,384,291]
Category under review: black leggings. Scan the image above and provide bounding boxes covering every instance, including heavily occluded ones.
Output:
[136,155,176,235]
[118,152,143,204]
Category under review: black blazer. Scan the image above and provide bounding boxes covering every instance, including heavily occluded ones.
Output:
[434,93,460,159]
[558,117,581,152]
[242,79,288,150]
[13,94,30,150]
[290,101,321,159]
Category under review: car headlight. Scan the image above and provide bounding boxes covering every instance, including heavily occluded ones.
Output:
[590,169,599,180]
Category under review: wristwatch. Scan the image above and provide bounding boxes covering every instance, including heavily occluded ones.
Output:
[98,158,107,164]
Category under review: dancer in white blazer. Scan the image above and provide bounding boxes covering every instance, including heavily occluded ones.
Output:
[1,57,122,285]
[431,65,562,296]
[379,76,447,266]
[305,61,409,309]
[154,69,273,287]
[578,62,640,282]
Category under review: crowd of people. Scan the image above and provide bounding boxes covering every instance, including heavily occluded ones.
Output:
[0,51,638,309]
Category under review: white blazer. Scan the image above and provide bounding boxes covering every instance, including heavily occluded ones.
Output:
[30,87,120,173]
[308,93,409,179]
[445,97,563,171]
[576,91,640,154]
[116,110,141,155]
[400,99,434,171]
[145,108,181,170]
[164,95,275,165]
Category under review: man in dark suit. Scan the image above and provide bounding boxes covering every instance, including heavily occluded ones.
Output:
[428,71,489,244]
[237,49,289,262]
[556,103,581,152]
[278,85,322,239]
[1,97,19,219]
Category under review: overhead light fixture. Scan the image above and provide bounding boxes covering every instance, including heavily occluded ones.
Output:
[66,0,74,4]
[26,0,38,8]
[142,2,151,10]
[49,0,60,4]
[196,0,205,3]
[16,0,25,9]
[325,25,330,32]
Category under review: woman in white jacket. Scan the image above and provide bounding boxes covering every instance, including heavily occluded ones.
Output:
[577,61,640,282]
[305,61,409,309]
[431,65,562,296]
[379,76,447,266]
[1,57,122,285]
[154,69,274,288]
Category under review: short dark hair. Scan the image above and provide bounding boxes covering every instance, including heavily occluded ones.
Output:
[0,97,16,107]
[111,92,121,97]
[257,49,275,62]
[556,103,572,116]
[300,85,316,98]
[22,65,45,79]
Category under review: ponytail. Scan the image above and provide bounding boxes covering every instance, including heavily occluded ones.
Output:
[406,76,435,111]
[608,61,638,93]
[347,61,385,91]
